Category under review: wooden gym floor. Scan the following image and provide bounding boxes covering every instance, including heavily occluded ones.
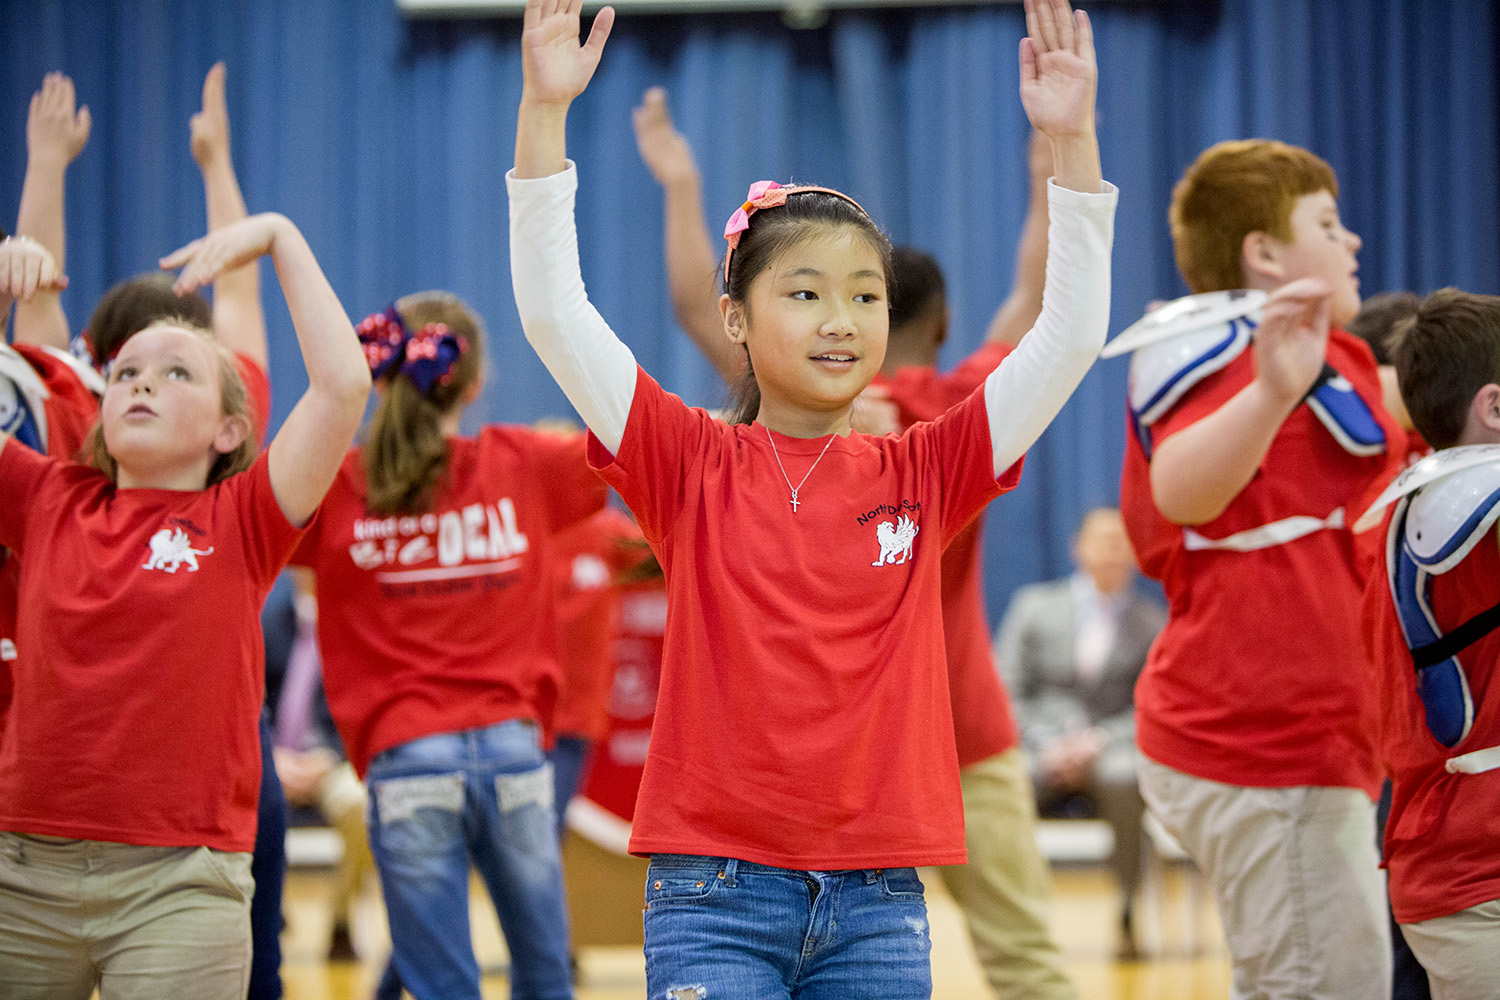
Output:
[278,852,1231,999]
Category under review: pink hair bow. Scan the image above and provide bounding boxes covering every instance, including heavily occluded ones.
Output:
[723,180,789,247]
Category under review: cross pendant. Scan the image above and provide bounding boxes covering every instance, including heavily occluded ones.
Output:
[789,491,800,512]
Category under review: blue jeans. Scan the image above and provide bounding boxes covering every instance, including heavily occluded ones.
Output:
[250,710,286,1000]
[548,735,593,841]
[643,855,933,999]
[366,719,573,1000]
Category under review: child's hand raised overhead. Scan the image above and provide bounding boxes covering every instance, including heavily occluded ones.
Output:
[1252,277,1334,406]
[521,0,615,108]
[633,87,698,188]
[0,236,67,302]
[190,62,232,170]
[160,213,286,296]
[27,72,91,168]
[1019,0,1100,193]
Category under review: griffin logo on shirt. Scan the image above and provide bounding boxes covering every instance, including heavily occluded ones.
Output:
[142,527,214,573]
[872,516,919,567]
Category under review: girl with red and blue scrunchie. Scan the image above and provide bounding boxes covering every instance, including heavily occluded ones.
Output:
[289,291,606,1000]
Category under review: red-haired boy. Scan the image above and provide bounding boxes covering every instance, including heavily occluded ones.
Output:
[1118,139,1401,997]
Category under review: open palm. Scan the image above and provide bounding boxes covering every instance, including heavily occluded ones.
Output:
[1019,0,1096,140]
[522,0,615,106]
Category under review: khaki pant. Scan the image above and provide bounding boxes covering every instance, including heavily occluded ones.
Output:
[937,748,1077,1000]
[1400,898,1500,1000]
[0,833,253,1000]
[1139,758,1390,1000]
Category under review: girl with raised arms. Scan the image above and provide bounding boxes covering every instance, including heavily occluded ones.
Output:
[0,213,369,1000]
[289,291,605,1000]
[509,0,1113,994]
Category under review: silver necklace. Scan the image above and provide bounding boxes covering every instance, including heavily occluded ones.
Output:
[765,425,837,513]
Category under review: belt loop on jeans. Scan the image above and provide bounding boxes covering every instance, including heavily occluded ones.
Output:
[722,858,738,888]
[865,868,883,884]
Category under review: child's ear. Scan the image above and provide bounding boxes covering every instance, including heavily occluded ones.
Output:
[213,413,252,456]
[1473,384,1500,436]
[721,293,747,345]
[1242,230,1286,284]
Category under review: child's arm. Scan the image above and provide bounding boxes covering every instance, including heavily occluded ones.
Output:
[632,87,741,381]
[12,73,90,351]
[981,0,1113,477]
[191,63,268,372]
[1148,279,1333,524]
[983,132,1052,347]
[511,0,641,456]
[161,215,370,526]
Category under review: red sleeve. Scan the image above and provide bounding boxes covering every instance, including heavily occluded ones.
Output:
[11,344,100,461]
[227,449,307,589]
[232,353,272,449]
[529,430,607,533]
[883,341,1015,426]
[587,367,714,544]
[0,437,61,553]
[908,384,1023,547]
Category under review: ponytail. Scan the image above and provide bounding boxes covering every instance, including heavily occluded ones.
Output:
[359,291,485,515]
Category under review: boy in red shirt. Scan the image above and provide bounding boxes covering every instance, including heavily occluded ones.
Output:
[1360,290,1500,1000]
[1118,139,1401,997]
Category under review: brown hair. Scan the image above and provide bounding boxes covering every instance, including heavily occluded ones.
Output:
[1169,140,1339,294]
[722,189,893,425]
[86,273,213,365]
[362,291,485,515]
[1389,289,1500,450]
[1349,291,1422,366]
[86,321,256,486]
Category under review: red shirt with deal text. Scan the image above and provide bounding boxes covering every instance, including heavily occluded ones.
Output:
[292,427,606,776]
[591,368,1021,870]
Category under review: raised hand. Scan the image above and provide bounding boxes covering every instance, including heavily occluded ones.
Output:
[1019,0,1096,141]
[850,383,902,436]
[633,87,698,188]
[0,236,67,302]
[190,63,231,169]
[1252,278,1334,405]
[521,0,616,107]
[26,72,91,168]
[160,213,287,296]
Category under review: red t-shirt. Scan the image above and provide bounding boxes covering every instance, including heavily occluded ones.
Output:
[0,444,301,852]
[234,353,271,448]
[552,507,643,741]
[878,340,1021,767]
[1123,330,1400,794]
[590,368,1022,869]
[1366,515,1500,922]
[292,427,606,776]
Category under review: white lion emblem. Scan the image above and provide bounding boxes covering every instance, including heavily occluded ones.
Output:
[872,515,919,567]
[142,527,214,573]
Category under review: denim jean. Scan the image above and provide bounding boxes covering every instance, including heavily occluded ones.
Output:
[366,719,573,1000]
[250,710,286,1000]
[643,855,933,1000]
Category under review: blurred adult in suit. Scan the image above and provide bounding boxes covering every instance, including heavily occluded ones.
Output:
[996,507,1166,955]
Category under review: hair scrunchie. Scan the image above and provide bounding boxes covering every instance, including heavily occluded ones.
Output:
[357,306,468,393]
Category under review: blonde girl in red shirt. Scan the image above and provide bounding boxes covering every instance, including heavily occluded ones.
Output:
[510,0,1112,993]
[0,213,369,1000]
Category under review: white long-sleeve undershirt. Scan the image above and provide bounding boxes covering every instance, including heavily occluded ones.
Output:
[508,162,1117,474]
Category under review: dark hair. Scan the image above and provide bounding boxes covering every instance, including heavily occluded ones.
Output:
[888,247,946,331]
[86,273,213,365]
[86,320,256,486]
[1349,291,1421,366]
[721,189,893,425]
[1390,288,1500,450]
[362,291,485,515]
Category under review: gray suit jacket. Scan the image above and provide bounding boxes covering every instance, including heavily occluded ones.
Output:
[994,578,1166,757]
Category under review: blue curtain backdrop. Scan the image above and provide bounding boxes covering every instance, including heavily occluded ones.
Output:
[2,0,1497,624]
